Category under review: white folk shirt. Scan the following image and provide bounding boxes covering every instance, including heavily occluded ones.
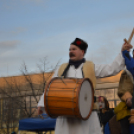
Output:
[38,53,125,134]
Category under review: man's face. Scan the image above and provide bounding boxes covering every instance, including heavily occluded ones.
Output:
[69,45,84,61]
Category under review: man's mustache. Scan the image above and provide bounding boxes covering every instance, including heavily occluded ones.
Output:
[69,53,75,57]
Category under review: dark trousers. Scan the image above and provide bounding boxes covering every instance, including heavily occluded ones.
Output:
[120,116,130,134]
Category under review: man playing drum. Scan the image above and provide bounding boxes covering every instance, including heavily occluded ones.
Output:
[37,38,127,134]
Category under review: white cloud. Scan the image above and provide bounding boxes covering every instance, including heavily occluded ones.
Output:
[0,27,27,39]
[11,27,27,35]
[28,0,44,2]
[21,0,48,4]
[0,40,19,48]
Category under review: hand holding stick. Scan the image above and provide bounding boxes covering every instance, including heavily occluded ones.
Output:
[123,28,134,51]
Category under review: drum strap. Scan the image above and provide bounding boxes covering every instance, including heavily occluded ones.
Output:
[61,64,70,78]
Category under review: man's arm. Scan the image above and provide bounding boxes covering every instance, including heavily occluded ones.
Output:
[95,52,125,77]
[95,43,132,78]
[37,93,45,115]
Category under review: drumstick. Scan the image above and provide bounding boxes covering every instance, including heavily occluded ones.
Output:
[124,28,134,48]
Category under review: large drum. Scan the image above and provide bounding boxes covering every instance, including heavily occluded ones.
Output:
[44,77,94,120]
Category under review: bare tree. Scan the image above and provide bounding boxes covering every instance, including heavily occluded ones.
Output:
[0,79,22,134]
[0,57,59,134]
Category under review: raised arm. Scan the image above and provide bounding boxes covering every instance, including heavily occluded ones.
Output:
[95,52,125,77]
[95,42,132,78]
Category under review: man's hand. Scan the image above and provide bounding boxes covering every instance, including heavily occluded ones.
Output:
[126,97,132,108]
[121,42,133,52]
[37,107,43,115]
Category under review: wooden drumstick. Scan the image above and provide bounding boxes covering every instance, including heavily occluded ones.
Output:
[124,28,134,48]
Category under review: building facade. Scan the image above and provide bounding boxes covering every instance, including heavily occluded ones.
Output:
[0,71,122,133]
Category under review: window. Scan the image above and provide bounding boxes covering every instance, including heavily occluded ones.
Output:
[0,95,41,129]
[95,88,120,108]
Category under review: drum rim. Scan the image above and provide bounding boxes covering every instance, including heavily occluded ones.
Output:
[44,77,57,118]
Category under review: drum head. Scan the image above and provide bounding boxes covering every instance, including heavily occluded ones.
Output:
[78,80,93,119]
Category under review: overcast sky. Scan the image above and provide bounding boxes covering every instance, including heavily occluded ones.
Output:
[0,0,134,77]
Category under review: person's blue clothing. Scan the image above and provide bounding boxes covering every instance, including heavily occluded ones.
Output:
[122,50,134,78]
[104,123,134,134]
[104,122,111,134]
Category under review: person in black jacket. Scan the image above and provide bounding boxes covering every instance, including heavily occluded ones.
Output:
[98,96,114,133]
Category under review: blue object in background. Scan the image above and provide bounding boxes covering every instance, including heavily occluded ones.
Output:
[104,122,111,134]
[19,114,56,132]
[130,124,134,134]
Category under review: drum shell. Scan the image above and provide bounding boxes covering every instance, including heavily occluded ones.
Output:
[44,77,94,120]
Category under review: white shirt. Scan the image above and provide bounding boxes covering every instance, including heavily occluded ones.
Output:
[37,53,125,134]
